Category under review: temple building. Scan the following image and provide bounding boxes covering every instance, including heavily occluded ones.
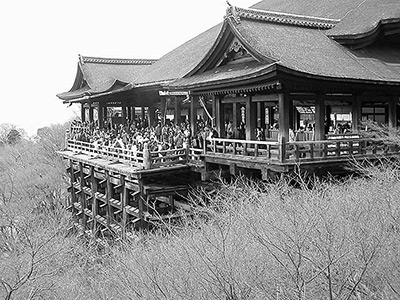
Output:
[57,0,400,234]
[58,0,400,143]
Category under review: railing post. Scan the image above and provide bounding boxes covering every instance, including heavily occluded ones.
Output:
[143,143,151,169]
[65,129,69,150]
[203,139,207,154]
[186,143,190,162]
[279,136,286,163]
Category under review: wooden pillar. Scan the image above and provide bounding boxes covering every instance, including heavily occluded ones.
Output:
[211,94,217,127]
[81,103,86,122]
[245,95,257,140]
[315,93,326,140]
[148,105,156,128]
[232,102,238,138]
[79,163,87,229]
[121,175,128,238]
[190,95,199,136]
[278,93,290,141]
[174,96,181,125]
[90,166,98,234]
[160,98,167,126]
[105,171,113,227]
[138,180,148,229]
[98,103,104,128]
[88,103,94,123]
[259,102,266,129]
[69,160,77,221]
[215,95,225,137]
[388,96,397,129]
[122,104,127,125]
[141,107,145,123]
[131,106,136,123]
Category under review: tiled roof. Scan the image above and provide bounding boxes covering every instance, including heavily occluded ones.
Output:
[57,56,157,101]
[327,0,400,38]
[231,7,339,29]
[171,61,274,89]
[81,56,157,65]
[135,24,222,85]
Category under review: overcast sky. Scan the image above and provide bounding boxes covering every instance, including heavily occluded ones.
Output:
[0,0,258,136]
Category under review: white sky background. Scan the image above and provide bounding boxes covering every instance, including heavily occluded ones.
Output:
[0,0,258,136]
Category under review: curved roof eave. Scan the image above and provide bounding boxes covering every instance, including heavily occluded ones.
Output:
[276,64,400,87]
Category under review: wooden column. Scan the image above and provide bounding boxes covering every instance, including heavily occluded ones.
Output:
[259,102,266,129]
[174,96,181,125]
[88,103,94,123]
[388,96,397,129]
[105,171,113,227]
[79,163,87,229]
[190,96,199,136]
[215,95,225,137]
[211,94,217,127]
[148,105,156,128]
[160,98,167,126]
[278,93,290,141]
[232,102,238,138]
[69,160,77,220]
[352,94,362,132]
[315,93,326,141]
[121,175,128,238]
[90,166,98,234]
[122,104,127,125]
[131,106,136,123]
[141,107,145,123]
[81,103,86,122]
[245,95,257,140]
[98,103,104,128]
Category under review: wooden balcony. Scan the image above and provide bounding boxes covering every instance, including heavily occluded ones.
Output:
[63,136,400,178]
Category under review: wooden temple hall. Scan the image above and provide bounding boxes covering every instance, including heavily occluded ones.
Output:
[57,0,400,236]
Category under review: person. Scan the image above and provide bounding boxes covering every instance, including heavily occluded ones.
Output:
[238,122,245,140]
[255,127,264,141]
[296,126,307,158]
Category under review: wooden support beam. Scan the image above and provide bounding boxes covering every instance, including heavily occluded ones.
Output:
[106,171,113,227]
[315,93,326,141]
[278,93,291,141]
[245,95,257,140]
[190,95,199,136]
[121,175,128,239]
[215,95,225,137]
[138,180,148,229]
[174,96,181,125]
[388,96,397,129]
[98,103,104,128]
[160,98,167,126]
[90,166,98,234]
[211,94,217,128]
[81,103,86,122]
[122,104,127,125]
[79,163,88,229]
[88,103,94,123]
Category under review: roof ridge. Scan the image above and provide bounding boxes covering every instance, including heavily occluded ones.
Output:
[227,6,340,29]
[80,56,158,65]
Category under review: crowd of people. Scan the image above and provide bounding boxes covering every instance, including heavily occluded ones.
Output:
[67,117,355,154]
[67,118,219,153]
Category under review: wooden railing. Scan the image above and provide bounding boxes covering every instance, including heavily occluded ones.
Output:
[65,140,188,170]
[206,137,400,163]
[66,136,400,170]
[206,138,281,160]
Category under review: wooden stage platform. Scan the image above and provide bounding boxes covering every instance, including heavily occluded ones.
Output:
[59,136,400,238]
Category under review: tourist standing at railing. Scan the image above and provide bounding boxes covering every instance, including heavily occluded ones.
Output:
[256,127,265,141]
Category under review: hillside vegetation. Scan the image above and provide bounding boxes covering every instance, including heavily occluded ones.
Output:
[0,123,399,300]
